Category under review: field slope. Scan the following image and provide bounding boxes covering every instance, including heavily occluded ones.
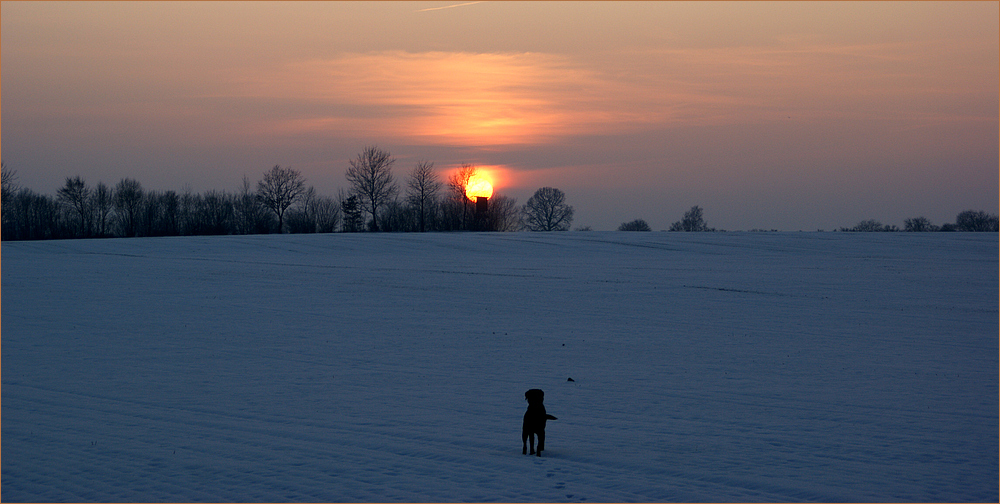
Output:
[2,232,997,502]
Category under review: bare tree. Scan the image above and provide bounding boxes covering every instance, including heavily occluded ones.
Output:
[114,178,144,237]
[256,165,305,233]
[842,219,886,232]
[345,146,398,232]
[137,190,178,237]
[407,161,441,232]
[158,191,181,236]
[904,216,938,232]
[955,210,999,232]
[618,219,652,231]
[285,186,340,233]
[91,182,113,237]
[287,186,319,233]
[1,163,17,239]
[234,175,271,234]
[522,187,574,231]
[57,176,92,237]
[310,192,342,233]
[1,162,17,206]
[179,187,199,235]
[446,164,477,230]
[6,188,62,240]
[669,206,711,232]
[199,190,234,235]
[447,164,476,198]
[378,196,411,232]
[435,164,477,231]
[486,193,519,232]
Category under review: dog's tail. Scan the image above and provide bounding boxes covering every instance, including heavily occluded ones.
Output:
[546,414,558,420]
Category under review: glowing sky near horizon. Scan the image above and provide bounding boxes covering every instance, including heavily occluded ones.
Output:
[2,1,997,230]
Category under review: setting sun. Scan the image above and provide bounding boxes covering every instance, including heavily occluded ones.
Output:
[465,174,493,201]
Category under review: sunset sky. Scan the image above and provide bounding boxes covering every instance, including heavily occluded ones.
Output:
[2,1,997,231]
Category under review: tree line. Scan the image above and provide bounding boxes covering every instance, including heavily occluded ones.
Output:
[838,213,999,232]
[615,206,999,232]
[1,147,577,241]
[615,206,721,232]
[6,149,993,240]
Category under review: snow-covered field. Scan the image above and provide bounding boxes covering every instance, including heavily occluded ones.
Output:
[2,231,997,502]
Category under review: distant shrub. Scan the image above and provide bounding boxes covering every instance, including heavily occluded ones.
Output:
[841,219,893,232]
[904,217,938,232]
[618,219,651,231]
[668,206,714,232]
[955,210,999,232]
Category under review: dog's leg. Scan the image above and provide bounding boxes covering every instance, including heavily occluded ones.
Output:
[522,431,528,455]
[528,433,536,455]
[537,430,545,456]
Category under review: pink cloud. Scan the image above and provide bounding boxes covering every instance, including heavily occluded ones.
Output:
[211,35,994,150]
[219,51,733,146]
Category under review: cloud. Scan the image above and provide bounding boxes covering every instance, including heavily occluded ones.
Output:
[218,51,733,146]
[207,35,994,149]
[415,2,483,13]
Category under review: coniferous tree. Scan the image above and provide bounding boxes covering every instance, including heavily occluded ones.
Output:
[341,193,364,232]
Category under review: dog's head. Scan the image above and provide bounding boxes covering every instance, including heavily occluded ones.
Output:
[524,388,544,404]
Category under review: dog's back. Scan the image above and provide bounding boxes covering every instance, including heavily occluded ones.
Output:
[522,388,557,456]
[522,402,550,430]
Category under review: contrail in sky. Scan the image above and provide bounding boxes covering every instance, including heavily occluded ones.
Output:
[416,1,483,12]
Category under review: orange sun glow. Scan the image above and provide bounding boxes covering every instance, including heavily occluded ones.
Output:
[465,174,494,201]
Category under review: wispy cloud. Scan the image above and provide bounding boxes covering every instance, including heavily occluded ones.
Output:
[221,51,731,146]
[415,2,483,13]
[209,34,995,147]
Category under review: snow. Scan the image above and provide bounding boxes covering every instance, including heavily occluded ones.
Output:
[2,231,997,502]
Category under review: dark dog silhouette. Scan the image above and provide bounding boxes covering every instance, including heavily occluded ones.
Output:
[522,388,557,456]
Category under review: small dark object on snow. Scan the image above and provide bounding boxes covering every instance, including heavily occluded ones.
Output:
[522,388,557,456]
[567,377,574,382]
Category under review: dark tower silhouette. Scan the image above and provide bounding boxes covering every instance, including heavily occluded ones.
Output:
[474,196,488,231]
